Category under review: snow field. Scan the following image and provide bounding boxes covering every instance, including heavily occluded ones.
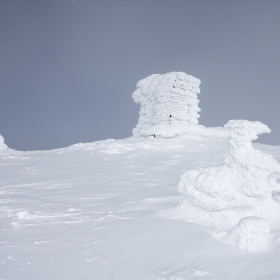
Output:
[1,137,280,279]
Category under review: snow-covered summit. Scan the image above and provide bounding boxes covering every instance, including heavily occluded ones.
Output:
[132,72,202,137]
[2,71,280,276]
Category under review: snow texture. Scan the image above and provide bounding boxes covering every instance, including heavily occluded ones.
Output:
[213,217,274,253]
[1,132,280,278]
[0,134,7,150]
[165,120,280,252]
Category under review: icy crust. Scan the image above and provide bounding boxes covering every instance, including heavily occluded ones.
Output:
[0,134,7,150]
[164,120,280,252]
[132,72,203,138]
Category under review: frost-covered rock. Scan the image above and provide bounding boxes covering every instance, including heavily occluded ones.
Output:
[132,72,228,139]
[166,120,280,233]
[225,120,278,173]
[224,120,280,197]
[213,217,274,253]
[132,72,201,137]
[0,134,7,150]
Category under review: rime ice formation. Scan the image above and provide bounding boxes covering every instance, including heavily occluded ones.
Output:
[165,120,280,251]
[132,72,228,139]
[132,72,201,138]
[132,72,227,139]
[0,134,7,150]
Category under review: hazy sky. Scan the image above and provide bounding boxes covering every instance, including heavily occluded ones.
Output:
[1,0,280,150]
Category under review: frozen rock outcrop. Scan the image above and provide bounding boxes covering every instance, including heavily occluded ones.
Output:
[163,120,280,251]
[132,72,201,137]
[0,134,7,150]
[132,72,228,139]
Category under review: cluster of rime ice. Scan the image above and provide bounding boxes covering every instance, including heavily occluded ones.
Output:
[132,72,202,137]
[172,120,280,252]
[0,134,7,150]
[224,120,280,200]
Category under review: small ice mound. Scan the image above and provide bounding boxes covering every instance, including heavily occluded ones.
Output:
[213,217,274,253]
[0,134,7,150]
[17,210,33,220]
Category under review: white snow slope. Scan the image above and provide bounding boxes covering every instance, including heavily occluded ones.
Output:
[1,136,280,279]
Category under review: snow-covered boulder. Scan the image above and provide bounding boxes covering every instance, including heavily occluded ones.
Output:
[132,72,201,137]
[0,134,7,150]
[165,120,280,242]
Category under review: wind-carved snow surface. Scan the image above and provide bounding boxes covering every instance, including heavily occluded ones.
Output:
[132,72,227,139]
[163,120,280,253]
[0,134,7,150]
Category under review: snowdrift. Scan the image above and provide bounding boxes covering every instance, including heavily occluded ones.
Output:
[213,217,274,253]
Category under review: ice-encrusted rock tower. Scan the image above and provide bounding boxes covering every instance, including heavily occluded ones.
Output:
[132,72,201,137]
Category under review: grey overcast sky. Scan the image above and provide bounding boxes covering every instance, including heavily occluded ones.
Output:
[0,0,280,150]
